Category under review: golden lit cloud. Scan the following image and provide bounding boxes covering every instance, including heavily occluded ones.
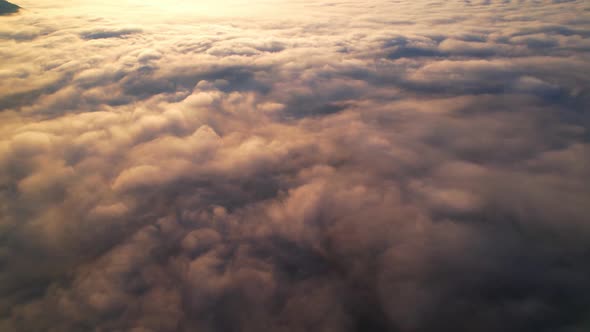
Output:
[0,1,589,331]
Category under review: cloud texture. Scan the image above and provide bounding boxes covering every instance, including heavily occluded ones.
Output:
[0,0,589,331]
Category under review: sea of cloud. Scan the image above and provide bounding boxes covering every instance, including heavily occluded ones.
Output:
[0,0,589,331]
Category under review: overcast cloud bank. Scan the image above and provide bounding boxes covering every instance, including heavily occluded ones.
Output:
[0,1,589,331]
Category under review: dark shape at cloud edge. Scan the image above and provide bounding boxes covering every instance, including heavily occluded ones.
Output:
[0,0,19,15]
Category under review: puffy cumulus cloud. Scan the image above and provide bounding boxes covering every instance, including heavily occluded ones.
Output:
[0,0,589,331]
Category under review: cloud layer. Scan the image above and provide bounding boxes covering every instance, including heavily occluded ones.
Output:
[1,1,589,331]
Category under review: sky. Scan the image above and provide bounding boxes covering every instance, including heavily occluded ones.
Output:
[0,0,589,331]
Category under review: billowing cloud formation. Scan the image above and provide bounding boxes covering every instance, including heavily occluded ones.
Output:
[1,0,589,331]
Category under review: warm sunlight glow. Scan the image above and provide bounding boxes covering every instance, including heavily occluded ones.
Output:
[17,0,307,19]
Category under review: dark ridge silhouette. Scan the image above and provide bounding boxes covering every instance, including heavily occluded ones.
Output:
[0,0,20,15]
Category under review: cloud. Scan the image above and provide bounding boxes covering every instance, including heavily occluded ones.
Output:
[0,0,589,331]
[79,27,143,40]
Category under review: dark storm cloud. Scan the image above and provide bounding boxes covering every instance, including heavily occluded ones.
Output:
[0,0,589,331]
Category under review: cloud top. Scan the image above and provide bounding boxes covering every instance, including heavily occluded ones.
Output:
[0,1,589,331]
